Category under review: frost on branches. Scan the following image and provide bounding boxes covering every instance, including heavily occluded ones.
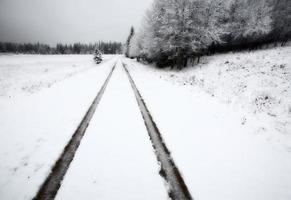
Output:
[127,0,291,68]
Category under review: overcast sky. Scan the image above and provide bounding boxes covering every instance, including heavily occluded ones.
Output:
[0,0,153,46]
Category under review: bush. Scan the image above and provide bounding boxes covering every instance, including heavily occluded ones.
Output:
[93,48,102,64]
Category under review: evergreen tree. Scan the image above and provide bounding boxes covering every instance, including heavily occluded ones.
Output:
[93,48,102,64]
[56,44,66,54]
[125,27,135,57]
[0,41,122,55]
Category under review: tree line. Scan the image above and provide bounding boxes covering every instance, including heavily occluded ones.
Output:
[126,0,291,68]
[0,41,122,54]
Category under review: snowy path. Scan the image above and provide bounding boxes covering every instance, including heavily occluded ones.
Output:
[0,57,117,200]
[125,59,291,200]
[123,63,192,200]
[55,61,166,200]
[34,64,116,199]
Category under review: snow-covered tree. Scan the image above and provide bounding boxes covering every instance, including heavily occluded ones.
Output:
[125,27,135,57]
[136,0,226,67]
[128,32,142,59]
[93,48,102,64]
[270,0,291,43]
[225,0,272,44]
[130,0,288,68]
[246,0,272,39]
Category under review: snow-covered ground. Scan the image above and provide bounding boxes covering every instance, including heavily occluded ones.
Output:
[175,47,291,151]
[56,61,166,200]
[125,46,291,200]
[1,48,290,200]
[132,46,291,151]
[0,55,118,199]
[0,54,114,98]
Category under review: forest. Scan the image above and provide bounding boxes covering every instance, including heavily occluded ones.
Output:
[125,0,291,68]
[0,41,122,55]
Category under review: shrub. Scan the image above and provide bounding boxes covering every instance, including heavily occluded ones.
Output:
[93,48,102,64]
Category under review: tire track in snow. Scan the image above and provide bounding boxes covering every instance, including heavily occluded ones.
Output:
[33,62,117,200]
[122,63,193,200]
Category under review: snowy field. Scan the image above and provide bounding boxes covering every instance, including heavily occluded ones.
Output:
[0,49,291,200]
[0,54,114,98]
[124,46,291,200]
[131,46,291,152]
[0,55,118,199]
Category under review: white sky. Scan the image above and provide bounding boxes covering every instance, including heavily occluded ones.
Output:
[0,0,153,46]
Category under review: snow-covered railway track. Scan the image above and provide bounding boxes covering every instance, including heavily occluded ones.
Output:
[123,63,193,200]
[33,63,117,200]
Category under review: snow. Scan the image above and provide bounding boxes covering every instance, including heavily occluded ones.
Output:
[1,47,290,200]
[124,46,291,200]
[0,55,118,199]
[134,46,291,151]
[56,61,166,200]
[0,54,114,98]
